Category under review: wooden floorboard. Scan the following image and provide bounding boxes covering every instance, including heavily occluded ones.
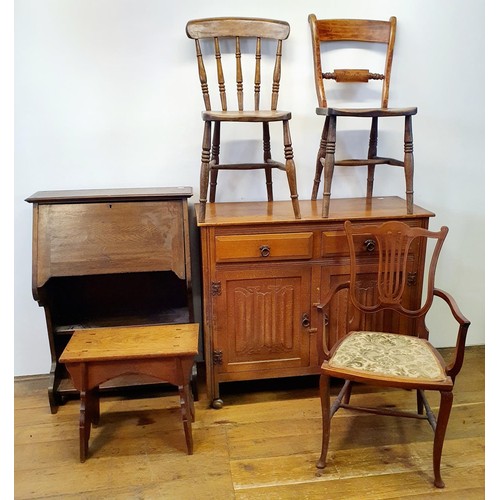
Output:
[14,345,485,499]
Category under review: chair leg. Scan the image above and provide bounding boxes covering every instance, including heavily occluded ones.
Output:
[209,121,221,203]
[367,117,378,199]
[417,389,424,415]
[322,115,336,218]
[282,120,301,219]
[263,122,273,201]
[312,117,329,200]
[317,373,331,469]
[404,115,414,215]
[433,390,453,488]
[198,120,212,223]
[343,381,353,404]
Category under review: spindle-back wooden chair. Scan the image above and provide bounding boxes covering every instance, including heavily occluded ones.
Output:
[308,15,417,217]
[186,17,301,223]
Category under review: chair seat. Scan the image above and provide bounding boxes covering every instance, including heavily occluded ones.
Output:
[325,331,451,386]
[202,109,292,122]
[316,106,418,118]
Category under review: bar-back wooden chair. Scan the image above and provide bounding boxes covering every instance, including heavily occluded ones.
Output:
[186,17,301,223]
[308,14,417,218]
[316,220,470,488]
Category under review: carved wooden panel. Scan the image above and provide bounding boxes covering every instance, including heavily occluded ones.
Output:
[214,266,311,374]
[35,201,186,286]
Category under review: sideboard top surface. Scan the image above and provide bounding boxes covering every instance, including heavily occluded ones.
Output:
[26,187,193,205]
[196,197,435,227]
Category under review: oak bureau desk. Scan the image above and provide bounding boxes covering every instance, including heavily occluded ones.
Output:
[27,187,196,413]
[196,196,434,408]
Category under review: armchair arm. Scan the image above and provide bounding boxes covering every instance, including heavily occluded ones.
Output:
[433,288,471,381]
[316,282,350,359]
[317,282,350,311]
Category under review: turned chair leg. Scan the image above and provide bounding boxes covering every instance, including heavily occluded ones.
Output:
[321,115,336,218]
[282,120,301,219]
[263,122,274,202]
[312,117,329,200]
[209,121,220,203]
[404,115,414,215]
[198,120,212,223]
[433,390,453,488]
[366,117,378,199]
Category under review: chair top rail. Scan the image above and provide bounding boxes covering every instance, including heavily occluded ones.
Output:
[186,17,290,40]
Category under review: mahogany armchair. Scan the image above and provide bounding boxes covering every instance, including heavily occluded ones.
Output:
[186,17,301,223]
[316,220,470,488]
[308,15,417,217]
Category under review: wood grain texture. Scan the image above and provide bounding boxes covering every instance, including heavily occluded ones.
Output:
[196,197,434,227]
[14,345,484,498]
[60,324,199,362]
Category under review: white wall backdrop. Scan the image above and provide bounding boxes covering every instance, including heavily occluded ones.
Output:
[14,0,485,376]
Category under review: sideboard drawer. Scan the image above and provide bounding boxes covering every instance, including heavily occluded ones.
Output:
[321,230,379,259]
[215,232,314,263]
[321,220,422,259]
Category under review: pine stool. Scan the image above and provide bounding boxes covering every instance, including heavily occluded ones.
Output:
[60,323,199,462]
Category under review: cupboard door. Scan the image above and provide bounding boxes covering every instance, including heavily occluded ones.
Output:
[213,266,311,375]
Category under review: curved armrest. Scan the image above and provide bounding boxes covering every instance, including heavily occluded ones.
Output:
[433,288,471,381]
[317,282,350,311]
[316,282,350,360]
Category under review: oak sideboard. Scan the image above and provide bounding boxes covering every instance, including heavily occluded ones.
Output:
[196,196,434,408]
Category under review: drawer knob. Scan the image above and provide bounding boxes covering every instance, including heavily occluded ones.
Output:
[259,245,271,257]
[363,239,376,252]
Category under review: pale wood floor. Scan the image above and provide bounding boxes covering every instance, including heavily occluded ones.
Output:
[15,346,485,499]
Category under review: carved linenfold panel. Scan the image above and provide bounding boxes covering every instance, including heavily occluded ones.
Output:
[233,283,295,355]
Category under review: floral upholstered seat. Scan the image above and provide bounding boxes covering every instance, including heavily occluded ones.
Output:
[328,331,447,382]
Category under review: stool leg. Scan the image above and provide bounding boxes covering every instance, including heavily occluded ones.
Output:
[89,387,100,427]
[178,383,194,455]
[190,364,199,402]
[79,389,91,463]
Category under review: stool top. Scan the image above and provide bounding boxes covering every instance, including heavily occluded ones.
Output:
[60,324,199,363]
